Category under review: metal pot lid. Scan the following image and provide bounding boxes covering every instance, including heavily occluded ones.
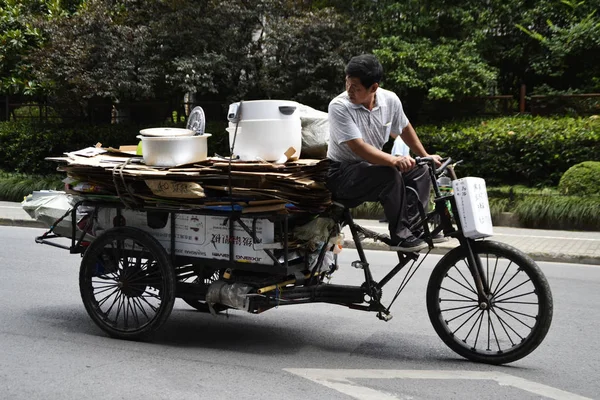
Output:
[186,106,206,135]
[139,127,195,137]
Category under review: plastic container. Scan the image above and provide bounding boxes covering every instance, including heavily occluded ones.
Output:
[437,176,453,194]
[228,119,301,161]
[137,134,211,167]
[452,177,493,239]
[228,100,300,121]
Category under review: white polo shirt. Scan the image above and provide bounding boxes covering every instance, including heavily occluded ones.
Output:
[327,87,409,163]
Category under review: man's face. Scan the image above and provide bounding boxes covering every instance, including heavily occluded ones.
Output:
[345,76,376,106]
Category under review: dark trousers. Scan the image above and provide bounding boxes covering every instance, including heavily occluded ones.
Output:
[327,161,431,243]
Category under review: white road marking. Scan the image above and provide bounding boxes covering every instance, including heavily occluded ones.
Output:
[0,206,22,209]
[284,369,592,400]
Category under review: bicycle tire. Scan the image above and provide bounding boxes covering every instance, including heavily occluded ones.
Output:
[79,227,176,340]
[426,240,553,364]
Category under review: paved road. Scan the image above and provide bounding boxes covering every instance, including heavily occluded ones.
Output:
[1,226,599,399]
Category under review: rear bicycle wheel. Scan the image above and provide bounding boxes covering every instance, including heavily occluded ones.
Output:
[79,227,176,340]
[426,240,553,364]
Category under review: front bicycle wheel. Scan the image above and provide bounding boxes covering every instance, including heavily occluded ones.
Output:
[426,240,552,364]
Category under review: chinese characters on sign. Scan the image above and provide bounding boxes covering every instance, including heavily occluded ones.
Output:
[452,177,494,239]
[209,233,258,247]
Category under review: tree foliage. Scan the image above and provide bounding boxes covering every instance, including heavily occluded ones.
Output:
[517,2,600,92]
[255,6,363,110]
[375,38,497,101]
[2,0,599,121]
[0,0,51,95]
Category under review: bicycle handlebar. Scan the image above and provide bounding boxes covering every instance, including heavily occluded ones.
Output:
[414,156,453,176]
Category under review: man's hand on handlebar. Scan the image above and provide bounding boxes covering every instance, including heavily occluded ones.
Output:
[415,155,443,166]
[426,154,443,167]
[393,154,442,172]
[415,155,458,178]
[392,155,416,172]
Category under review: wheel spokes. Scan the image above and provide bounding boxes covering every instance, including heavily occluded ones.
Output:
[438,251,540,355]
[88,238,166,331]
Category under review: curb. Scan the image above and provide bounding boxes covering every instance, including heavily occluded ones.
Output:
[0,218,47,229]
[342,239,600,266]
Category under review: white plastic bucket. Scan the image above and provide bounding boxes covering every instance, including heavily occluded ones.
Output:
[228,100,300,121]
[227,119,301,161]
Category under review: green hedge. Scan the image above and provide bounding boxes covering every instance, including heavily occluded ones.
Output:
[0,120,139,174]
[0,120,229,175]
[418,115,600,186]
[2,115,598,183]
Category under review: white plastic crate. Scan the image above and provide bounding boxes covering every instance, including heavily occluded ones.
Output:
[452,177,494,239]
[95,209,276,263]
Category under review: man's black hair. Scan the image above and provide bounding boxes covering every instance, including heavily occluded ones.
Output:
[345,54,383,89]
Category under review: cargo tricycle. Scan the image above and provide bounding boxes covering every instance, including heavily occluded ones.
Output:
[35,157,552,365]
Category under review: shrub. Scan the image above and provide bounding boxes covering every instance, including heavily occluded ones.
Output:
[0,120,139,174]
[478,185,600,230]
[0,119,229,175]
[558,161,600,196]
[417,115,600,187]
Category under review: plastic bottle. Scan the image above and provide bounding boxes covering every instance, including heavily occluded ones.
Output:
[329,233,344,254]
[437,176,453,195]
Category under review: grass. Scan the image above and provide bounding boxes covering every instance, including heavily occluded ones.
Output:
[514,195,600,230]
[0,171,64,202]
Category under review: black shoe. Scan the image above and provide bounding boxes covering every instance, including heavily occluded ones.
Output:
[415,230,448,244]
[390,235,427,253]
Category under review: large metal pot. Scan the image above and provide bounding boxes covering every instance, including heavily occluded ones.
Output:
[139,127,195,137]
[138,134,211,167]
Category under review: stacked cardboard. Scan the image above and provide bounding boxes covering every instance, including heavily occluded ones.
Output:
[48,148,332,213]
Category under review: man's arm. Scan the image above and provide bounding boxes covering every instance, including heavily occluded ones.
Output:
[395,123,442,166]
[398,123,427,157]
[346,138,415,172]
[346,138,395,166]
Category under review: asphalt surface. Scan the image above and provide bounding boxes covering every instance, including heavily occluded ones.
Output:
[1,225,599,399]
[3,200,600,265]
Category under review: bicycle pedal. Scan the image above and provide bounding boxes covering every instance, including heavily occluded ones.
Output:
[377,311,393,322]
[351,260,367,269]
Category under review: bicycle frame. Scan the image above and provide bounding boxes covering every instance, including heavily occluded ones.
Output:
[412,158,492,304]
[333,158,494,319]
